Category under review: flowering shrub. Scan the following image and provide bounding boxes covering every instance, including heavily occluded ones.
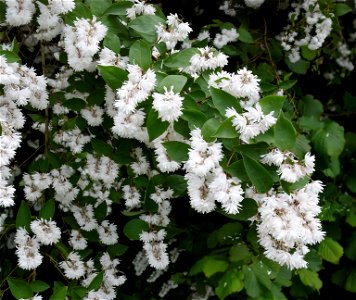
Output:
[0,0,355,299]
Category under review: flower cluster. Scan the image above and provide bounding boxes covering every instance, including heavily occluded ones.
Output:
[156,13,193,50]
[184,129,244,214]
[213,28,239,49]
[181,47,229,78]
[0,0,341,298]
[15,219,61,270]
[0,55,48,208]
[208,67,261,108]
[277,0,332,62]
[126,0,156,20]
[247,180,324,269]
[261,148,315,183]
[226,104,277,143]
[63,17,108,71]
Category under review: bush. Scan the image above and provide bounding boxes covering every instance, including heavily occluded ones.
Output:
[0,0,355,299]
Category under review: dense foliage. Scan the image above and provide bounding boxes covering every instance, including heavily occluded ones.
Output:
[0,0,355,299]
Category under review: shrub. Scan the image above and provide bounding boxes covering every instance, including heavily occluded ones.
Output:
[0,0,355,299]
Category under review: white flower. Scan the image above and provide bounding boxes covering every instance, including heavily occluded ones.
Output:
[59,252,85,279]
[63,17,107,71]
[244,0,265,9]
[209,168,244,214]
[181,47,228,78]
[0,183,15,207]
[152,86,184,122]
[184,129,223,177]
[122,185,141,209]
[213,28,239,49]
[35,2,63,41]
[68,230,87,250]
[48,0,75,14]
[80,105,104,126]
[156,14,192,50]
[15,228,43,270]
[143,241,169,269]
[97,220,119,245]
[112,109,148,143]
[226,104,276,143]
[115,65,156,114]
[72,205,98,231]
[130,148,150,176]
[185,173,216,214]
[5,0,36,26]
[30,218,61,245]
[126,0,156,20]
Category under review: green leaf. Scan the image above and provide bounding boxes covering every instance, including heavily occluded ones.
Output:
[243,265,262,298]
[215,270,244,300]
[39,199,55,220]
[285,57,310,75]
[229,244,251,262]
[156,75,187,93]
[217,222,243,243]
[190,257,209,276]
[129,40,152,70]
[274,114,296,150]
[203,258,229,278]
[231,198,258,221]
[318,237,343,264]
[0,2,6,24]
[346,210,356,227]
[210,87,242,116]
[0,50,21,63]
[280,79,297,90]
[163,141,190,162]
[224,160,250,182]
[16,200,31,231]
[103,32,121,53]
[129,15,165,43]
[345,270,356,293]
[49,283,67,300]
[299,269,322,291]
[123,219,149,240]
[88,272,104,291]
[107,243,129,257]
[7,278,33,299]
[94,202,107,222]
[70,286,87,300]
[64,3,92,26]
[146,108,170,141]
[259,95,285,115]
[242,154,273,193]
[97,65,128,90]
[345,232,356,260]
[312,121,345,157]
[252,261,272,290]
[238,27,253,43]
[213,118,239,139]
[164,48,199,69]
[88,0,112,16]
[181,109,208,129]
[30,280,50,293]
[164,175,187,197]
[104,1,133,16]
[301,46,317,61]
[91,138,113,156]
[201,118,220,142]
[345,171,356,193]
[335,3,353,16]
[300,95,323,117]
